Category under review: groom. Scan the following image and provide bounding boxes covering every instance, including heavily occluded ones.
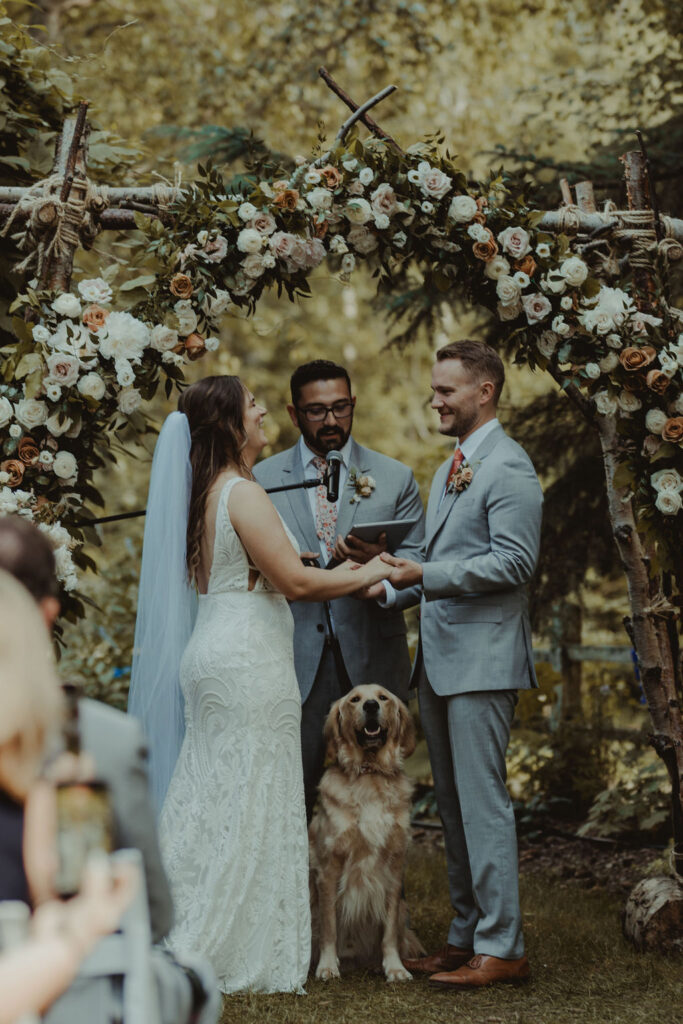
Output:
[373,340,543,988]
[254,359,425,820]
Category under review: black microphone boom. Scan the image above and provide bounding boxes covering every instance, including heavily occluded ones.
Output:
[325,450,343,503]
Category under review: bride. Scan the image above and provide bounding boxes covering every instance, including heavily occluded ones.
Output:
[128,375,392,994]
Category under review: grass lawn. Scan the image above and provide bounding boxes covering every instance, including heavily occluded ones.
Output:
[219,844,682,1024]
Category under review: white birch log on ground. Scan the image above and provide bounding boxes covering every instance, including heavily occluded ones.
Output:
[622,877,683,953]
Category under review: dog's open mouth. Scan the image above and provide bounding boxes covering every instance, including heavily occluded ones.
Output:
[356,723,388,748]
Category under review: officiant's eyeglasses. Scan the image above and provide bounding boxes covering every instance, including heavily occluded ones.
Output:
[296,401,354,422]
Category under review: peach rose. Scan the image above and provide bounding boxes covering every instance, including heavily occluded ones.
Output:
[619,346,656,371]
[273,189,300,212]
[170,273,194,299]
[662,417,683,443]
[321,165,341,189]
[17,437,39,465]
[646,369,671,395]
[313,217,329,239]
[515,255,537,278]
[0,459,24,487]
[82,304,109,332]
[184,333,206,361]
[472,231,499,261]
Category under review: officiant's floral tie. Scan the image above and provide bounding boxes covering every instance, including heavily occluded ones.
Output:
[312,455,337,558]
[445,447,465,493]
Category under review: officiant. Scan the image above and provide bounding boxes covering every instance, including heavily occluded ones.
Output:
[255,359,425,820]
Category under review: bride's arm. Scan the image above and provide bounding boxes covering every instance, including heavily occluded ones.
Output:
[228,481,391,601]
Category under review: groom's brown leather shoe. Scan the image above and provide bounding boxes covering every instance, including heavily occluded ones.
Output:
[402,944,474,975]
[429,953,530,989]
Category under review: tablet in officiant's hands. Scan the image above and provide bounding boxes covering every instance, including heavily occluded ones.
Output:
[348,518,418,550]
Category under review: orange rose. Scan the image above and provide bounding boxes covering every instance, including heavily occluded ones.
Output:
[82,304,109,333]
[515,255,537,277]
[0,459,25,487]
[313,217,329,239]
[472,211,487,225]
[619,346,656,371]
[17,437,39,465]
[170,273,194,299]
[662,417,683,442]
[273,189,300,212]
[321,165,341,189]
[472,230,498,262]
[646,369,671,394]
[184,333,206,361]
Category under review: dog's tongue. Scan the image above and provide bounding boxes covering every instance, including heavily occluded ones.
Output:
[364,725,381,737]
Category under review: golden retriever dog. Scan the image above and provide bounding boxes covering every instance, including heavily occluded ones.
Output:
[309,684,425,983]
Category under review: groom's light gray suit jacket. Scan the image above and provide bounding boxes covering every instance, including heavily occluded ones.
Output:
[397,423,543,694]
[254,438,425,702]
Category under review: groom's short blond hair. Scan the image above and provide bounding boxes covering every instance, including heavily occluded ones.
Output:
[436,340,505,404]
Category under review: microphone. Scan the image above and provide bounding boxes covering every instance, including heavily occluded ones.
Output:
[325,451,343,503]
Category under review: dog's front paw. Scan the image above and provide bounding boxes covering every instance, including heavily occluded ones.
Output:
[315,955,341,981]
[384,957,412,983]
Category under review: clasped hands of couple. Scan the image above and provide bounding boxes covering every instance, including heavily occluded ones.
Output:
[302,532,422,596]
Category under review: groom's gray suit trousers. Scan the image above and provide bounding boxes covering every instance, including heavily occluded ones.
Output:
[418,673,524,960]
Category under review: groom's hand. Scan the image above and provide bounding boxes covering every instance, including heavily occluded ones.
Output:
[379,552,422,589]
[332,531,387,565]
[354,581,387,601]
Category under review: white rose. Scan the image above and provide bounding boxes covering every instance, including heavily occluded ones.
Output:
[448,194,478,223]
[594,390,617,416]
[51,293,82,318]
[580,308,614,335]
[77,278,112,304]
[551,315,571,336]
[522,292,552,324]
[238,202,258,222]
[250,212,277,236]
[484,255,510,280]
[370,183,398,218]
[559,257,588,287]
[645,408,668,434]
[162,352,184,367]
[392,231,407,249]
[651,468,683,493]
[306,187,333,211]
[655,490,682,515]
[374,213,390,230]
[419,165,452,200]
[262,252,276,269]
[202,290,232,318]
[242,253,266,278]
[560,295,573,311]
[117,387,142,415]
[32,325,51,343]
[236,228,262,254]
[342,158,358,172]
[617,390,641,412]
[46,412,72,436]
[496,275,522,307]
[599,352,619,373]
[329,235,348,255]
[359,167,374,186]
[341,253,356,274]
[14,398,48,430]
[38,451,54,467]
[0,396,13,428]
[150,324,179,352]
[99,311,150,363]
[45,383,62,402]
[77,372,106,401]
[467,222,490,243]
[513,271,530,289]
[543,273,567,295]
[345,198,373,225]
[497,226,531,259]
[115,359,135,387]
[659,352,678,378]
[45,353,80,387]
[585,362,601,380]
[174,300,198,335]
[606,332,623,349]
[47,321,94,357]
[53,450,78,480]
[536,243,551,259]
[9,424,21,438]
[421,201,434,214]
[205,336,220,352]
[595,285,634,325]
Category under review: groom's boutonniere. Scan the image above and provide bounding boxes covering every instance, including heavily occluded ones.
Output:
[348,467,376,504]
[446,460,476,495]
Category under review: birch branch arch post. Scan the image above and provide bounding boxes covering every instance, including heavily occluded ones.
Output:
[0,76,682,934]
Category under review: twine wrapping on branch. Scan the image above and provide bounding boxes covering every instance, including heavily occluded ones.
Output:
[555,204,583,233]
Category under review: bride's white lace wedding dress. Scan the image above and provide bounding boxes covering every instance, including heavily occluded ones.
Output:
[159,476,311,994]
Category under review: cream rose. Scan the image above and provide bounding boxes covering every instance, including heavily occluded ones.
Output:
[419,164,452,200]
[45,353,80,388]
[117,387,142,415]
[173,300,198,335]
[46,412,72,437]
[150,325,179,352]
[306,187,333,211]
[551,315,571,336]
[15,398,48,430]
[448,194,478,223]
[0,396,13,428]
[536,332,557,358]
[77,372,106,401]
[51,293,82,318]
[53,450,78,480]
[250,212,277,236]
[345,198,373,225]
[559,257,588,287]
[32,325,51,343]
[496,276,522,307]
[599,352,619,373]
[497,226,531,259]
[237,228,262,254]
[584,363,601,380]
[347,225,379,254]
[645,408,668,434]
[484,255,511,280]
[655,490,682,515]
[617,390,642,412]
[242,253,266,278]
[594,390,617,416]
[651,468,683,493]
[370,183,398,218]
[522,292,552,324]
[77,278,113,304]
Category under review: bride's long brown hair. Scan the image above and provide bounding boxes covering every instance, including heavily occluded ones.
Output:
[178,375,248,584]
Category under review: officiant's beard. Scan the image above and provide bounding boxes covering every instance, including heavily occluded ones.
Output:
[298,417,353,456]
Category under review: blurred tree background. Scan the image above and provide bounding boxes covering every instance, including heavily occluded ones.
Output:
[2,0,681,841]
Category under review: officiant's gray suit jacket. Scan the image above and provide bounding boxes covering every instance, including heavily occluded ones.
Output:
[254,438,425,702]
[396,422,542,693]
